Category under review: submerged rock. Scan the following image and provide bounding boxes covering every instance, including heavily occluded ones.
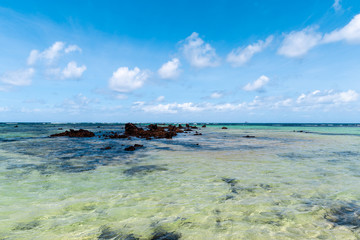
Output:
[101,146,112,150]
[50,129,95,138]
[124,165,167,176]
[98,226,139,240]
[325,202,360,229]
[13,220,40,231]
[151,230,181,240]
[125,144,144,151]
[124,146,136,151]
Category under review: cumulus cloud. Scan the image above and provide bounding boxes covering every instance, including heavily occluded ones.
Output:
[278,27,322,57]
[158,58,181,79]
[27,41,65,65]
[65,45,82,53]
[210,92,223,99]
[279,14,360,57]
[323,14,360,43]
[182,32,220,68]
[134,89,359,114]
[296,89,358,105]
[141,102,203,114]
[243,75,270,91]
[0,68,35,86]
[227,36,273,66]
[109,67,149,93]
[62,61,86,79]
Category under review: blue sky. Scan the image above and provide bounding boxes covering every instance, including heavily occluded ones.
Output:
[1,0,360,122]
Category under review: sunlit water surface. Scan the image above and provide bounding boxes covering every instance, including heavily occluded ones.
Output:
[1,123,360,239]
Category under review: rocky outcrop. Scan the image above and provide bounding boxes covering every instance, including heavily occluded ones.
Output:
[50,129,95,138]
[123,123,181,139]
[125,144,144,151]
[222,127,228,129]
[243,135,255,138]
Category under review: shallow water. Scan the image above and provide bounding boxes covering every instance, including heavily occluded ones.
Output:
[1,123,360,239]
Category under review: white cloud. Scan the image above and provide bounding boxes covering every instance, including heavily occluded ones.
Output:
[323,14,360,43]
[332,0,342,11]
[279,14,360,57]
[65,45,82,53]
[156,96,165,102]
[0,106,9,112]
[116,94,128,100]
[278,27,322,57]
[0,68,35,86]
[62,61,86,79]
[27,42,83,66]
[243,75,270,91]
[141,102,203,114]
[27,41,65,65]
[227,36,273,66]
[182,32,220,68]
[109,67,149,92]
[210,92,223,99]
[296,89,358,105]
[158,58,181,79]
[135,89,359,114]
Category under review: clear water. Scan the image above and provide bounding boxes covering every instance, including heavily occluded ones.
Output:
[1,123,360,239]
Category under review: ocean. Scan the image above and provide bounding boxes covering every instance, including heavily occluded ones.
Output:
[1,123,360,239]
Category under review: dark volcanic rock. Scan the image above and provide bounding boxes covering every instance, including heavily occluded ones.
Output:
[125,144,144,151]
[124,165,167,176]
[124,146,136,151]
[123,123,179,139]
[243,135,255,138]
[222,127,228,129]
[50,129,95,138]
[202,124,206,128]
[101,146,112,150]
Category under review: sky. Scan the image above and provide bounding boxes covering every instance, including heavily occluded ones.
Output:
[1,0,360,123]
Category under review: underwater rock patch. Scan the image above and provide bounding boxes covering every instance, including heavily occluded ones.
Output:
[98,226,139,240]
[124,165,167,176]
[13,220,40,231]
[150,230,181,240]
[324,202,360,229]
[243,135,255,138]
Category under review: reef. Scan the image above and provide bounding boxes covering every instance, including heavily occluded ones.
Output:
[50,129,95,138]
[124,165,168,176]
[324,202,360,229]
[125,144,144,151]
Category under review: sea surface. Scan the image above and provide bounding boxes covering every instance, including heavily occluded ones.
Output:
[1,123,360,239]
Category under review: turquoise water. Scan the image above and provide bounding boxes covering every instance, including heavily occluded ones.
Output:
[1,123,360,239]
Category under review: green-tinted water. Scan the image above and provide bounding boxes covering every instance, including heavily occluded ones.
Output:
[1,123,360,239]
